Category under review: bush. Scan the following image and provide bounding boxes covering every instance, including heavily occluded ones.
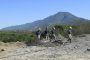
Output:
[0,22,90,43]
[53,23,90,36]
[0,31,35,43]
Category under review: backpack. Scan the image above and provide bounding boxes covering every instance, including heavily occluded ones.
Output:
[36,30,41,35]
[67,30,71,34]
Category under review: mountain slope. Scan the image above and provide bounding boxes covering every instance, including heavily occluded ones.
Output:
[2,12,90,31]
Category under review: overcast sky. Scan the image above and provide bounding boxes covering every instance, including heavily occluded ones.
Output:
[0,0,90,29]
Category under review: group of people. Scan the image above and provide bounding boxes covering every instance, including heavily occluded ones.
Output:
[35,26,73,43]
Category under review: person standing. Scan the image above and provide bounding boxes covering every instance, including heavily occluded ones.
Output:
[67,26,73,43]
[36,28,41,40]
[44,27,49,40]
[50,27,56,42]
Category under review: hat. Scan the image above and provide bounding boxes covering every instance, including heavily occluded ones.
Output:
[69,26,72,29]
[38,28,41,30]
[53,27,55,30]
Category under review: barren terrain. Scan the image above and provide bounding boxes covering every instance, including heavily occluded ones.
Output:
[0,34,90,60]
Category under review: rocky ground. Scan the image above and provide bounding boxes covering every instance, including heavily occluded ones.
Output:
[0,34,90,60]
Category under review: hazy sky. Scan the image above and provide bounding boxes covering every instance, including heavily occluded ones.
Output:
[0,0,90,29]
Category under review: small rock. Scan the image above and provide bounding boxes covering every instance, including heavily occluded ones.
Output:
[1,49,5,51]
[87,48,90,51]
[79,34,86,37]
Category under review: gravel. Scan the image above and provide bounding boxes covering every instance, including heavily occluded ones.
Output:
[0,34,90,60]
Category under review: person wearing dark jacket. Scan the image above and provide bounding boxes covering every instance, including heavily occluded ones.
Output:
[44,27,49,40]
[36,28,41,40]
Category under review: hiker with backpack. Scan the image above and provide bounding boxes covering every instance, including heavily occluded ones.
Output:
[50,27,56,42]
[36,28,41,40]
[44,27,49,40]
[67,26,73,43]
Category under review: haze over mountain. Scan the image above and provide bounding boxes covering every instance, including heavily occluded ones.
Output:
[2,12,90,31]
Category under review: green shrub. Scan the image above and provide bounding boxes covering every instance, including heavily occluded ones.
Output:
[0,31,35,43]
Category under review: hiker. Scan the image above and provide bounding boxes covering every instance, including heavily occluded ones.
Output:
[44,27,49,40]
[36,28,41,40]
[50,27,56,42]
[67,26,73,43]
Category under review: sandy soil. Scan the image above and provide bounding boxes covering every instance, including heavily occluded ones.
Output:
[0,34,90,60]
